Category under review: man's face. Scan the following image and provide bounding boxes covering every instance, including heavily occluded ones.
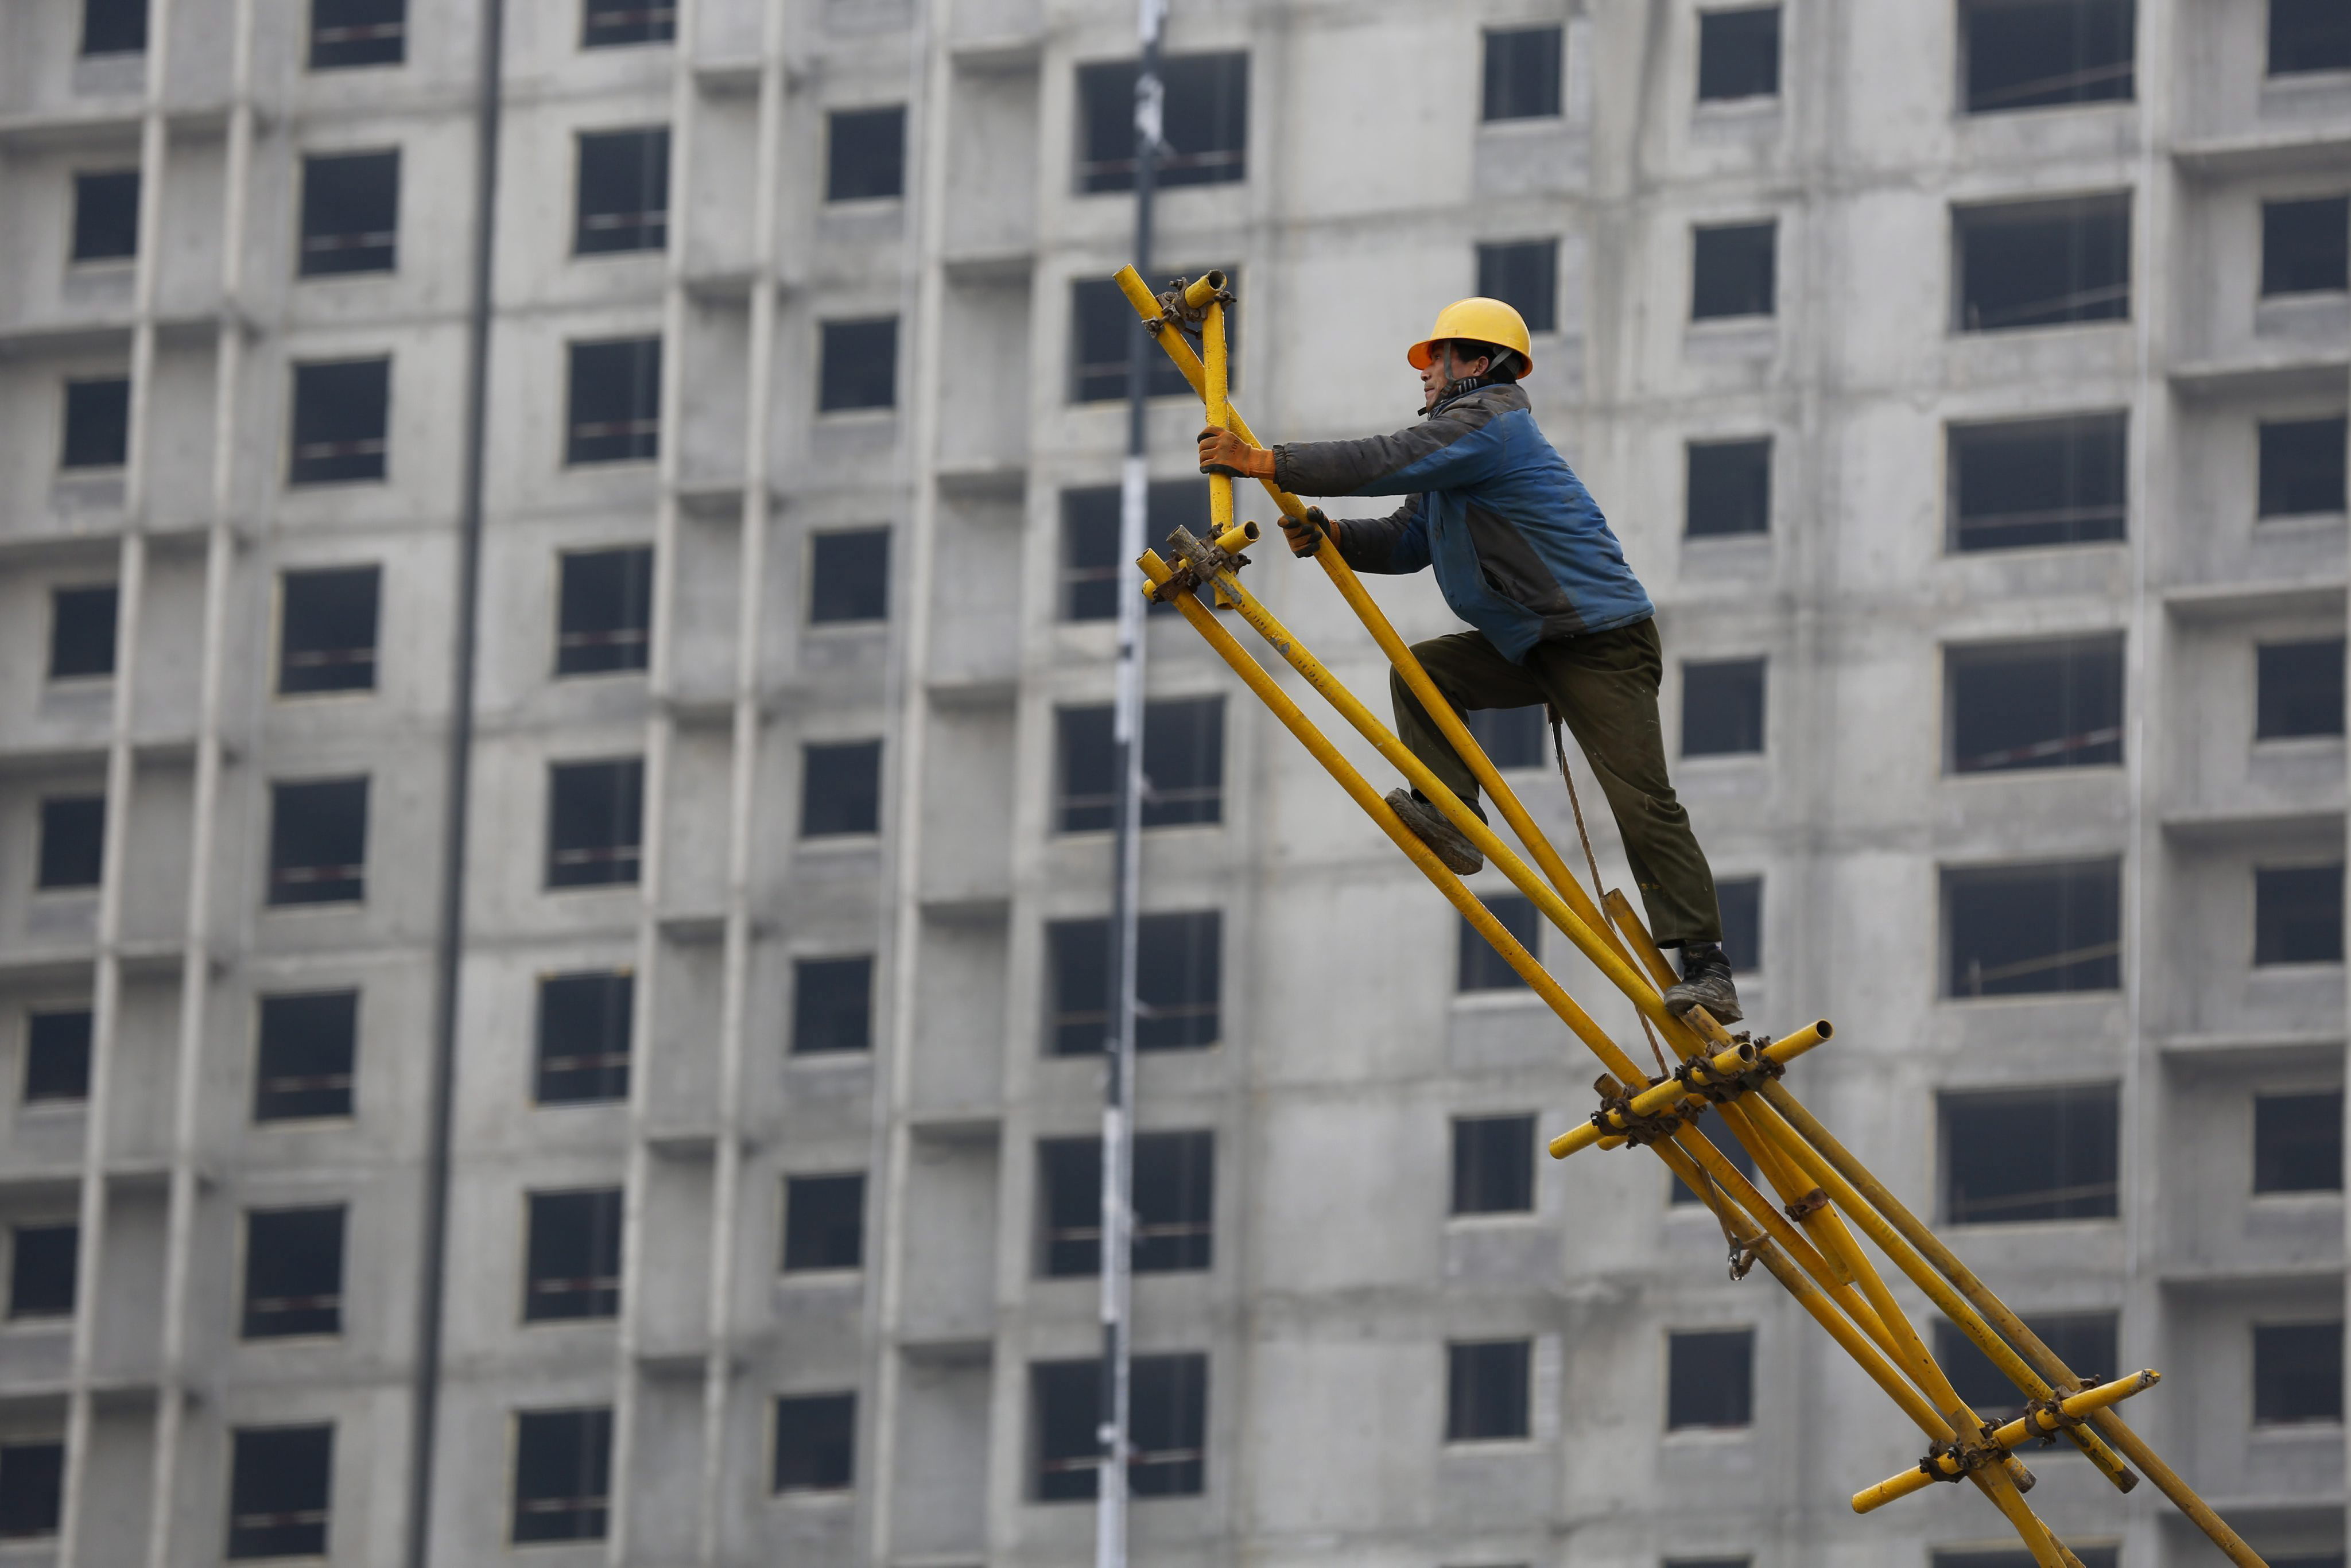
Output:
[1417,341,1491,406]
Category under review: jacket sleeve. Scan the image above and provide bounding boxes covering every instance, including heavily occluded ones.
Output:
[1273,403,1502,499]
[1329,496,1430,575]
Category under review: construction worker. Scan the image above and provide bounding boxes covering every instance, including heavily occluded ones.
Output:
[1195,297,1740,1023]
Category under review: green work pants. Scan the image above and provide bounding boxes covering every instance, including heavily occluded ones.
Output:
[1389,618,1722,947]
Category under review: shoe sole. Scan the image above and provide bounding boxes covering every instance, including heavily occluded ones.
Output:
[1384,790,1484,875]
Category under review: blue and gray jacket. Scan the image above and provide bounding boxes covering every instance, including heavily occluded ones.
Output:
[1271,382,1654,662]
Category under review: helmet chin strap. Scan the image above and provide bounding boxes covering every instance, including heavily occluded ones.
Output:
[1420,343,1496,416]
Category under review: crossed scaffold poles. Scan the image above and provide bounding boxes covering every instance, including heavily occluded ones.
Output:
[1112,265,2268,1568]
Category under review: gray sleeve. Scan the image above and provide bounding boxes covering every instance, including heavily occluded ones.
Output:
[1273,416,1471,499]
[1329,496,1427,575]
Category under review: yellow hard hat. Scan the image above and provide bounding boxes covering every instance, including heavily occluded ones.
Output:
[1407,297,1535,375]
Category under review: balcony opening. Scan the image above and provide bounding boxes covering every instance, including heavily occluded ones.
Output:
[1697,6,1782,101]
[826,107,905,201]
[1718,875,1763,972]
[48,585,117,680]
[1054,697,1224,831]
[1482,26,1563,121]
[1476,239,1559,334]
[1934,1310,2117,1421]
[1452,1113,1536,1214]
[790,956,872,1056]
[582,0,673,48]
[82,0,148,55]
[71,170,138,262]
[565,337,660,464]
[1458,893,1540,992]
[278,565,380,695]
[299,150,398,274]
[1946,634,2124,772]
[36,797,104,891]
[268,778,368,905]
[556,546,653,676]
[799,740,882,837]
[0,1442,63,1541]
[1686,437,1771,538]
[1037,1131,1213,1277]
[1941,1082,2119,1223]
[1030,1355,1205,1499]
[1070,271,1233,403]
[24,1009,92,1104]
[2253,1321,2344,1425]
[2255,863,2345,966]
[524,1189,623,1321]
[2269,0,2351,76]
[1465,705,1547,769]
[7,1225,76,1319]
[512,1408,611,1543]
[1046,910,1220,1055]
[2258,638,2346,739]
[809,529,890,625]
[1691,222,1777,320]
[575,127,669,255]
[1078,53,1247,192]
[534,972,631,1104]
[1667,1329,1754,1429]
[1058,481,1201,620]
[2264,196,2349,296]
[1682,657,1767,755]
[1954,193,2131,331]
[226,1425,332,1559]
[1948,412,2127,551]
[254,991,358,1121]
[773,1394,856,1492]
[782,1173,865,1272]
[241,1206,346,1338]
[545,759,643,888]
[2255,1090,2344,1193]
[288,359,390,485]
[817,317,898,413]
[1667,1109,1759,1204]
[2259,416,2348,519]
[1945,859,2121,996]
[60,378,130,471]
[1447,1338,1532,1440]
[309,0,404,68]
[1960,0,2135,114]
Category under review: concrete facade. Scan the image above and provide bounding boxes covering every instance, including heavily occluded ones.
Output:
[0,1,2345,1566]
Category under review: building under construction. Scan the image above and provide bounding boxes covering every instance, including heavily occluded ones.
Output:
[0,0,2345,1565]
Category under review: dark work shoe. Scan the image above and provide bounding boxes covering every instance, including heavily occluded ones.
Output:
[1664,942,1744,1024]
[1385,789,1484,875]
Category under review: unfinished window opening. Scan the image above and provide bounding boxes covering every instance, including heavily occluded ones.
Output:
[1948,412,2128,551]
[2255,1090,2344,1194]
[1465,705,1547,769]
[288,359,390,485]
[1954,194,2131,332]
[1686,437,1772,538]
[1935,1311,2117,1423]
[773,1394,856,1492]
[7,1225,76,1319]
[1667,1108,1759,1204]
[226,1425,332,1559]
[534,972,631,1104]
[310,0,402,68]
[1682,658,1767,755]
[1666,1560,1752,1568]
[1046,909,1221,1055]
[1070,270,1235,403]
[1667,1328,1754,1429]
[71,170,138,262]
[1960,0,2135,114]
[1691,222,1776,320]
[1935,1550,2119,1568]
[1078,53,1248,192]
[1031,1360,1099,1500]
[36,797,104,891]
[1483,26,1563,120]
[545,759,643,888]
[583,0,672,46]
[524,1189,623,1321]
[1036,1139,1101,1276]
[2264,196,2350,296]
[2255,863,2345,967]
[511,1408,612,1543]
[800,740,882,837]
[278,566,380,696]
[1718,876,1763,972]
[241,1206,346,1338]
[574,128,668,255]
[1698,7,1782,100]
[61,378,129,471]
[556,546,653,676]
[1458,893,1540,992]
[1945,858,2121,996]
[1476,240,1559,335]
[2254,1321,2345,1424]
[0,1442,63,1540]
[809,529,890,624]
[298,150,398,274]
[1448,1339,1532,1441]
[2271,0,2351,75]
[1033,1353,1207,1499]
[782,1173,865,1272]
[254,991,358,1121]
[48,585,117,680]
[268,777,367,905]
[565,337,660,464]
[24,1009,92,1104]
[827,107,905,201]
[818,317,898,412]
[1054,697,1225,831]
[1037,1131,1213,1276]
[1941,1082,2119,1223]
[1058,481,1203,619]
[2259,416,2349,518]
[82,0,148,55]
[1946,634,2124,773]
[2259,639,2347,739]
[790,956,871,1056]
[1452,1114,1537,1215]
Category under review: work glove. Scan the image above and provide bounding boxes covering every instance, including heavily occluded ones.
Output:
[1279,505,1330,559]
[1196,426,1275,481]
